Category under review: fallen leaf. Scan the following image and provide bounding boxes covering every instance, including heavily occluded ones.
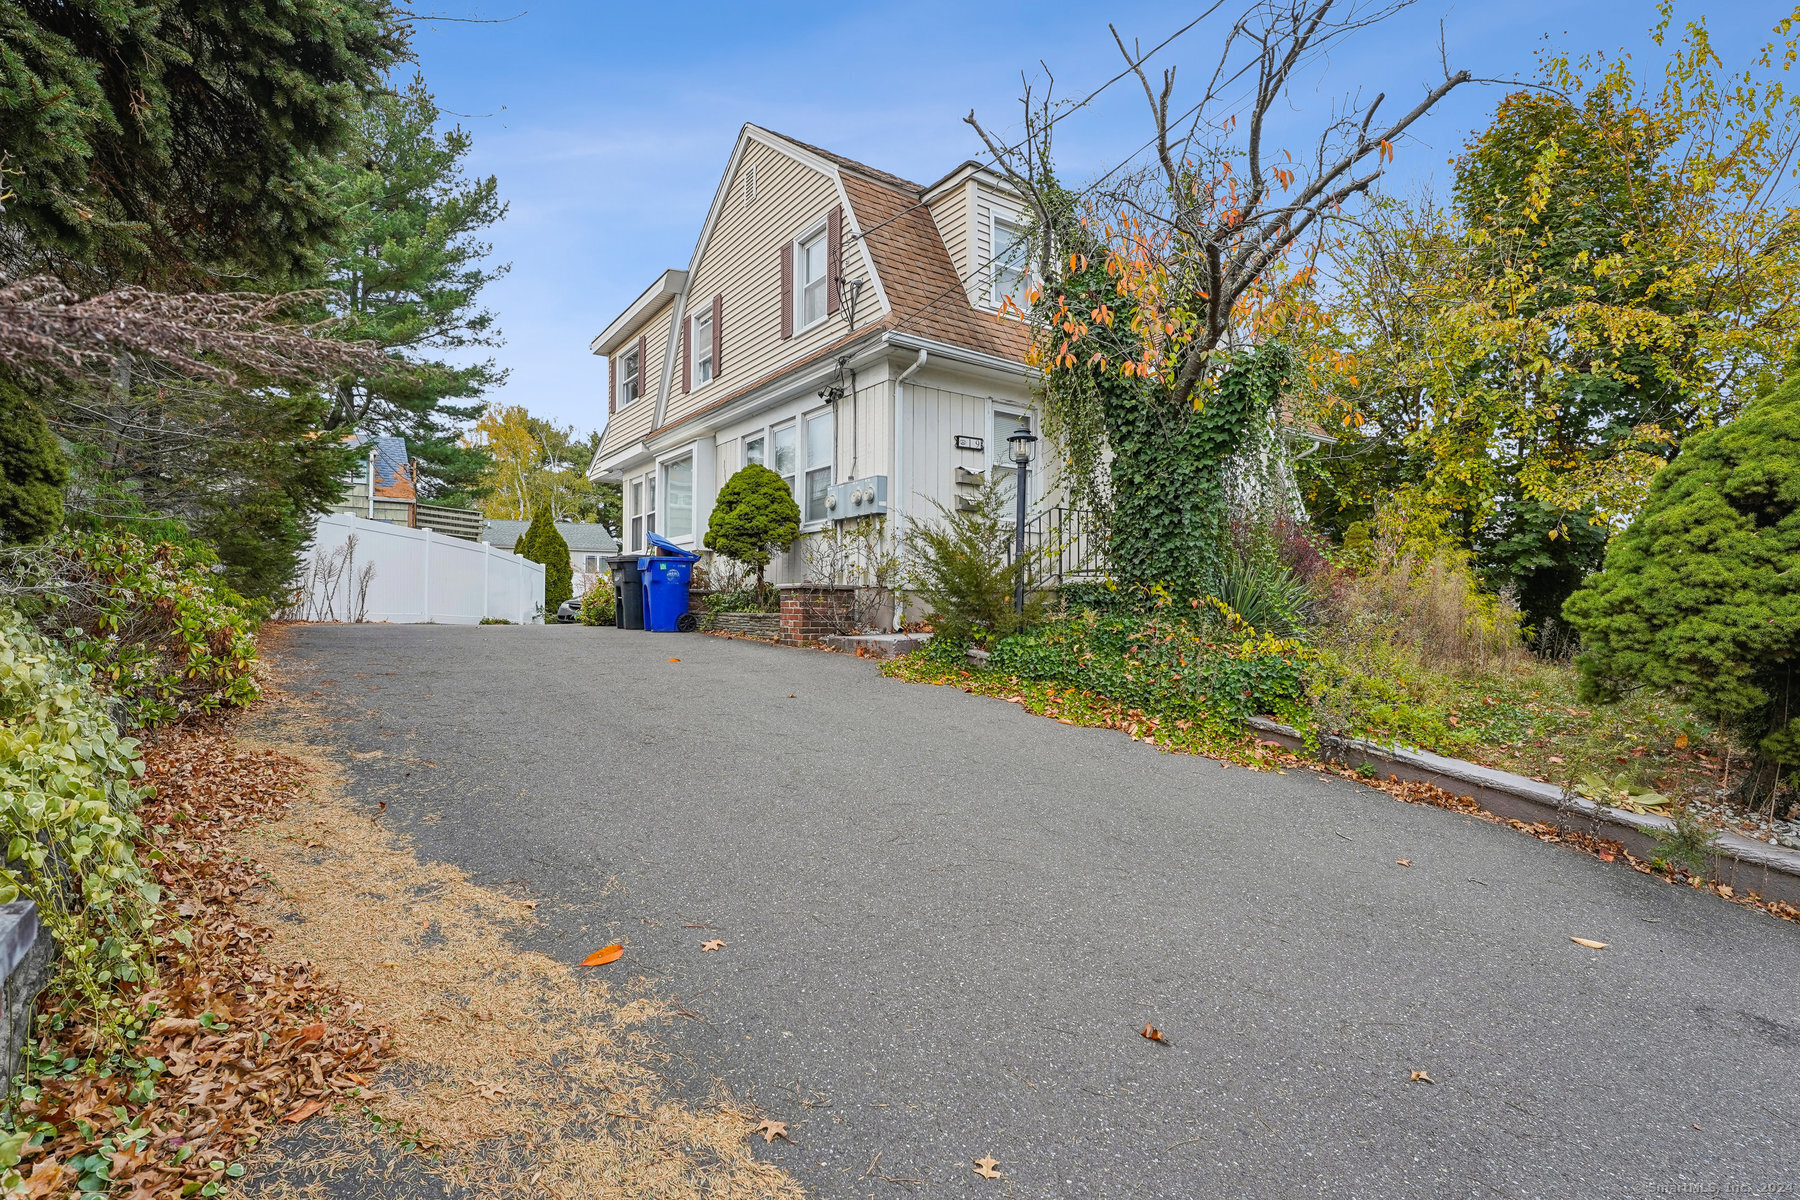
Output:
[1408,1070,1435,1084]
[669,658,680,663]
[581,944,624,966]
[1675,733,1689,750]
[1140,1023,1167,1043]
[1548,755,1565,764]
[1718,885,1734,899]
[701,939,726,952]
[296,1022,325,1044]
[473,1080,511,1101]
[1396,859,1413,867]
[283,1099,329,1123]
[1571,937,1608,949]
[1692,1123,1702,1131]
[754,1119,791,1143]
[973,1156,1003,1179]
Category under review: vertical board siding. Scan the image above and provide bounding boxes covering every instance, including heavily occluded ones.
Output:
[660,139,879,430]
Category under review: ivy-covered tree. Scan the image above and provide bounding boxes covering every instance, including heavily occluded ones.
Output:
[705,465,799,591]
[0,378,69,543]
[968,3,1466,597]
[314,77,508,499]
[1563,379,1800,800]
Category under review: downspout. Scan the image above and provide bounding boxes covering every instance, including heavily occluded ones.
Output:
[891,347,927,631]
[366,447,377,520]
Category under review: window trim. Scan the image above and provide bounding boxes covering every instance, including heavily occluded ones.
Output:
[991,213,1031,313]
[628,478,645,552]
[742,433,765,469]
[619,347,641,407]
[659,453,696,543]
[692,310,715,386]
[794,220,831,333]
[802,406,835,528]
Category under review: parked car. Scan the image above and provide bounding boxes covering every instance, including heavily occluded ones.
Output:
[555,598,582,624]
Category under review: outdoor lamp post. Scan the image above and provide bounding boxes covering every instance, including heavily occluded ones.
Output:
[1007,423,1038,614]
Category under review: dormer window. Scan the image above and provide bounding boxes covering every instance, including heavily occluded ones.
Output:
[799,229,830,329]
[619,347,641,406]
[993,216,1030,311]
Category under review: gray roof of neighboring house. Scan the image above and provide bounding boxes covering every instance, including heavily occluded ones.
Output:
[344,434,415,497]
[480,518,620,555]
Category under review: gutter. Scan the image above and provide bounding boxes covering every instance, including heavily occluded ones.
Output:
[891,347,929,631]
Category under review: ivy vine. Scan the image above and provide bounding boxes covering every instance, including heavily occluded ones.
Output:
[1034,249,1290,600]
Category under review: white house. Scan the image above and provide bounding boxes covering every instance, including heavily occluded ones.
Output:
[587,126,1055,622]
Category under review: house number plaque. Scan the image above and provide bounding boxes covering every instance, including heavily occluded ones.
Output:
[955,435,985,452]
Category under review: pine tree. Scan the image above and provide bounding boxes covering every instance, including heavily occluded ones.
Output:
[314,77,508,499]
[0,0,405,283]
[515,506,572,612]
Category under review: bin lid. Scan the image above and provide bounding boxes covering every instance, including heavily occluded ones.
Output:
[646,532,700,561]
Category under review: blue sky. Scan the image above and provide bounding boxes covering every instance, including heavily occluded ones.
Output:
[403,0,1779,435]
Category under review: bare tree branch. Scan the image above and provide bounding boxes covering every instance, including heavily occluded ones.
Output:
[0,277,389,386]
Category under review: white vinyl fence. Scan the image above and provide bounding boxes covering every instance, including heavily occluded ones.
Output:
[288,512,545,624]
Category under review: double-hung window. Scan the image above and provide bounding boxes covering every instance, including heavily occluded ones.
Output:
[629,479,644,551]
[692,311,714,385]
[619,347,641,406]
[662,457,694,539]
[804,410,834,524]
[772,423,798,498]
[992,409,1030,512]
[992,217,1030,312]
[743,434,765,468]
[799,230,830,329]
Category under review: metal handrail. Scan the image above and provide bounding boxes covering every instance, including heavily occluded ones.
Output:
[1003,506,1108,586]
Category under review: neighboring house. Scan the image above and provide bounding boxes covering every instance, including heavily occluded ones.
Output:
[327,434,484,540]
[331,434,418,527]
[480,517,621,597]
[587,125,1044,615]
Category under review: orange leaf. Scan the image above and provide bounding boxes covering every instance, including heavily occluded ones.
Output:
[297,1022,325,1044]
[283,1098,329,1123]
[581,944,624,966]
[1140,1023,1167,1043]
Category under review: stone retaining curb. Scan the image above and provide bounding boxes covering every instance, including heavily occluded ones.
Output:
[1247,716,1800,906]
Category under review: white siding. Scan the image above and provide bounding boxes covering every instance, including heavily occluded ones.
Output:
[970,182,1026,311]
[926,178,976,305]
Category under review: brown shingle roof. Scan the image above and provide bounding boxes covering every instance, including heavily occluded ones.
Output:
[763,130,925,195]
[840,173,1031,362]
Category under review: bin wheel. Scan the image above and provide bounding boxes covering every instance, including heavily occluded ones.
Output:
[675,612,698,633]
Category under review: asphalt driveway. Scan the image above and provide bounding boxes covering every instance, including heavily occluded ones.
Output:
[272,624,1799,1199]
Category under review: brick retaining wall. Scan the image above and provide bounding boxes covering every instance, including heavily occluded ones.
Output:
[778,585,857,645]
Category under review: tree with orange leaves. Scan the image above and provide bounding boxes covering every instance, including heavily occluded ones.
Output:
[965,1,1469,595]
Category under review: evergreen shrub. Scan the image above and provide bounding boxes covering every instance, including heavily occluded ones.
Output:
[705,465,800,591]
[1564,379,1800,793]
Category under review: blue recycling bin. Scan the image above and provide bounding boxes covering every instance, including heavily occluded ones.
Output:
[639,532,700,632]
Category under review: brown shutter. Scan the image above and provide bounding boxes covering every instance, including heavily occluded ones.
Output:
[608,352,617,415]
[826,205,843,316]
[637,335,648,403]
[779,242,794,340]
[681,317,691,394]
[711,294,723,377]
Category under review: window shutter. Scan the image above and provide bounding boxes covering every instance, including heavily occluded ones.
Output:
[637,335,648,403]
[779,242,794,340]
[681,317,691,394]
[826,205,843,316]
[711,294,723,377]
[608,352,617,416]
